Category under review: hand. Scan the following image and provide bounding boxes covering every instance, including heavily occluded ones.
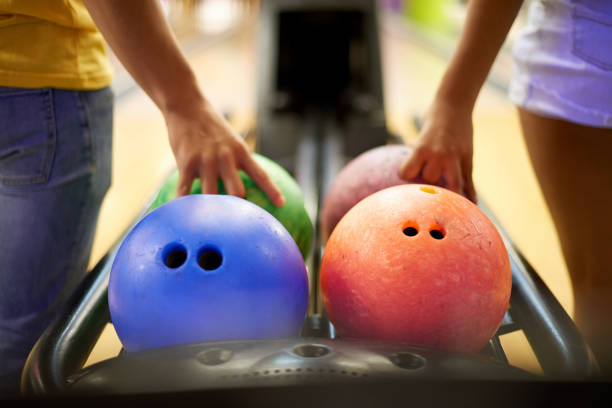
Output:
[399,102,477,203]
[164,101,285,207]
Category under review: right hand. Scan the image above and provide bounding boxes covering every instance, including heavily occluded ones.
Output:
[398,102,477,203]
[164,101,285,207]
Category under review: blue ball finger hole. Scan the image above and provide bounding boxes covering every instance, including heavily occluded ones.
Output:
[162,243,188,269]
[198,247,223,271]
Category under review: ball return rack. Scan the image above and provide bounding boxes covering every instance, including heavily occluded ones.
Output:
[22,0,600,404]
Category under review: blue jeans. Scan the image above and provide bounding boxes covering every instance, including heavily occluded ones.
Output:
[0,86,113,395]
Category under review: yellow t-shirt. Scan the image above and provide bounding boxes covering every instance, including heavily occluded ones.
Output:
[0,0,112,90]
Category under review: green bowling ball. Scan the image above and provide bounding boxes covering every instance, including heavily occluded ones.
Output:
[151,154,313,258]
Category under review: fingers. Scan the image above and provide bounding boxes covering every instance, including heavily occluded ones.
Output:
[218,151,246,198]
[200,158,218,195]
[176,149,283,207]
[400,147,445,186]
[176,166,196,197]
[421,159,443,185]
[166,105,285,205]
[399,150,425,181]
[464,178,477,203]
[399,147,469,199]
[241,154,285,207]
[461,158,478,203]
[442,158,464,197]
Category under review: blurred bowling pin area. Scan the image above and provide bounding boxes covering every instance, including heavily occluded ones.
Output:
[89,0,563,376]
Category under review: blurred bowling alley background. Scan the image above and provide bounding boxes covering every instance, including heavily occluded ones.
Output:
[85,0,568,375]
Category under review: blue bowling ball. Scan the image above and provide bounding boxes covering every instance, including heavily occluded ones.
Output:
[109,194,309,352]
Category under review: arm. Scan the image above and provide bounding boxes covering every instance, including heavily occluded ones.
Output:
[83,0,285,206]
[399,0,524,202]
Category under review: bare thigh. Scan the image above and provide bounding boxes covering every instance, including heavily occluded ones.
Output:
[519,107,612,370]
[518,108,612,289]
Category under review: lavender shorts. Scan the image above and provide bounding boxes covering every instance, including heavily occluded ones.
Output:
[508,0,612,128]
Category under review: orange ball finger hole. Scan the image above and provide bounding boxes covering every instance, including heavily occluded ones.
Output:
[420,186,437,194]
[402,221,419,237]
[429,224,446,240]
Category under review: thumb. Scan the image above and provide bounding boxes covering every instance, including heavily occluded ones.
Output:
[399,150,425,181]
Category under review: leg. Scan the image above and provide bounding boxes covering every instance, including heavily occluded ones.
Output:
[518,108,612,375]
[0,87,112,396]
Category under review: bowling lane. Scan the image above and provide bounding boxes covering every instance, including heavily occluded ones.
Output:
[86,7,571,375]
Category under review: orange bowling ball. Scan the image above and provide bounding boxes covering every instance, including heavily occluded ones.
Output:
[321,184,511,353]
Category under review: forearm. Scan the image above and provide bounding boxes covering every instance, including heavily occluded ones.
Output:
[436,0,524,111]
[83,0,205,114]
[83,1,284,204]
